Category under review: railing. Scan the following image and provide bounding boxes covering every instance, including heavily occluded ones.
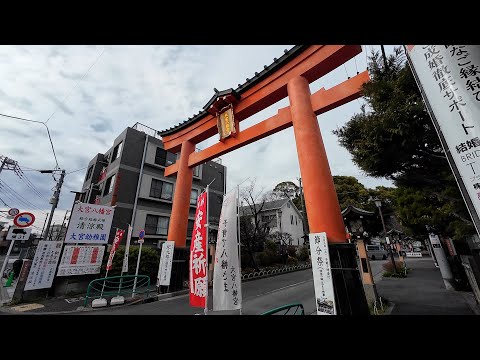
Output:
[261,303,305,315]
[84,275,151,307]
[241,263,311,281]
[132,122,163,140]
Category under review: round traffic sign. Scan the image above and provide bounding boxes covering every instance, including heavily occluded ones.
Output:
[13,212,35,228]
[139,229,145,239]
[8,208,19,216]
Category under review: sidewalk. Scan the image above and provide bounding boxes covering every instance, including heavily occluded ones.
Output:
[376,258,478,315]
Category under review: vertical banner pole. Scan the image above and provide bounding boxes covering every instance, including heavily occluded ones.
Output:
[237,184,242,315]
[132,241,143,299]
[204,184,210,315]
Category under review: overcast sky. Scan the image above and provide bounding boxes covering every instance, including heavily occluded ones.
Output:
[0,45,398,233]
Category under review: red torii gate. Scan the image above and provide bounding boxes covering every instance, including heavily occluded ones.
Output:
[158,45,369,249]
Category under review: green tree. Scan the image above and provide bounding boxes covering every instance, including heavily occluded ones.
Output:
[333,175,371,210]
[273,181,302,209]
[333,47,474,240]
[101,245,160,283]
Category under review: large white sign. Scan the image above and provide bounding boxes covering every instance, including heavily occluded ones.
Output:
[24,241,63,291]
[64,203,115,244]
[6,226,32,241]
[406,252,423,258]
[408,45,480,226]
[157,241,175,286]
[57,245,106,276]
[213,189,242,311]
[309,232,336,315]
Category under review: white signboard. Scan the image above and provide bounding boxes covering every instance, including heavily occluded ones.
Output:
[429,234,454,288]
[57,245,106,276]
[309,232,336,315]
[408,45,480,226]
[6,226,32,241]
[406,252,423,257]
[24,241,63,291]
[157,241,175,286]
[213,189,242,311]
[64,203,115,244]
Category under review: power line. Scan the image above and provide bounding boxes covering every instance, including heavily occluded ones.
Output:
[66,166,88,175]
[15,167,50,203]
[0,113,59,169]
[0,196,9,207]
[45,47,106,124]
[0,180,48,215]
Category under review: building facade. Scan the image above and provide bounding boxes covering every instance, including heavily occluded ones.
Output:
[241,198,305,246]
[76,123,226,248]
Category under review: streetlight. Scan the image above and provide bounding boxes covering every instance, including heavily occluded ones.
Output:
[374,198,397,274]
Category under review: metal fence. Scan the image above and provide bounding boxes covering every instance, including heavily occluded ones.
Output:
[84,275,151,307]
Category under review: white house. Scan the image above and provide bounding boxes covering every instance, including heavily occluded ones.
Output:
[240,198,305,246]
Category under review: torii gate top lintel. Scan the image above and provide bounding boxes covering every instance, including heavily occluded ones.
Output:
[159,45,367,158]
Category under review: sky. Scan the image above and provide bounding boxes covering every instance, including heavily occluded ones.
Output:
[0,44,399,233]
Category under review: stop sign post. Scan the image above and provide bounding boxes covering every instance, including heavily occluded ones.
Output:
[132,230,145,298]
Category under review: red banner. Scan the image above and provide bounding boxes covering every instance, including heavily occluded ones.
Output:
[106,228,125,271]
[189,191,208,308]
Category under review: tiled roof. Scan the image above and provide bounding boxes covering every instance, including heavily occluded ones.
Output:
[240,198,289,216]
[158,45,308,136]
[341,205,375,217]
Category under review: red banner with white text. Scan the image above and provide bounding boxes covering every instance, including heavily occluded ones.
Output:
[106,228,125,271]
[189,191,208,308]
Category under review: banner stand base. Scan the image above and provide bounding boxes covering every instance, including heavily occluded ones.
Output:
[329,243,370,315]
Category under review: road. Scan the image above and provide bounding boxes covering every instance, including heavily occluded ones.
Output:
[369,258,388,283]
[81,269,316,315]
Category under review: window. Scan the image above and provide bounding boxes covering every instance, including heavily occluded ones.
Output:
[287,202,290,208]
[111,142,123,162]
[187,219,194,236]
[145,215,169,235]
[85,165,93,181]
[291,214,293,225]
[190,189,199,205]
[193,166,201,177]
[150,179,173,200]
[295,216,298,226]
[103,174,116,196]
[155,147,167,166]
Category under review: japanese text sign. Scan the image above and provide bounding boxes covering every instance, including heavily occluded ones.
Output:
[65,203,115,244]
[57,245,106,276]
[24,241,63,291]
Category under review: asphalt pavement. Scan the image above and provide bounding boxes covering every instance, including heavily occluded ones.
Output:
[376,257,475,315]
[80,269,316,315]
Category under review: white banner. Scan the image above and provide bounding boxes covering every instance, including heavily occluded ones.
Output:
[309,232,336,315]
[64,203,115,244]
[429,234,454,287]
[405,252,423,258]
[213,189,242,311]
[57,245,105,276]
[408,45,480,225]
[122,224,133,273]
[24,241,63,291]
[157,241,175,286]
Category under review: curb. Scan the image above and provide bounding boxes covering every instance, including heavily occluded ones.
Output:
[0,288,192,315]
[460,292,480,315]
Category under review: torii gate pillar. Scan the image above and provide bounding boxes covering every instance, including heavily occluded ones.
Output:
[288,76,346,242]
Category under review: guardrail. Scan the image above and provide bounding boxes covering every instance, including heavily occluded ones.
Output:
[261,303,305,315]
[84,275,151,307]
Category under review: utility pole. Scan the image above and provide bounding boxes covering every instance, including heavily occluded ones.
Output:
[380,45,388,71]
[42,170,66,240]
[0,156,19,177]
[297,177,309,244]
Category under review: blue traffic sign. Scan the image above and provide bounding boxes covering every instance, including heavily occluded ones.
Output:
[139,230,145,239]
